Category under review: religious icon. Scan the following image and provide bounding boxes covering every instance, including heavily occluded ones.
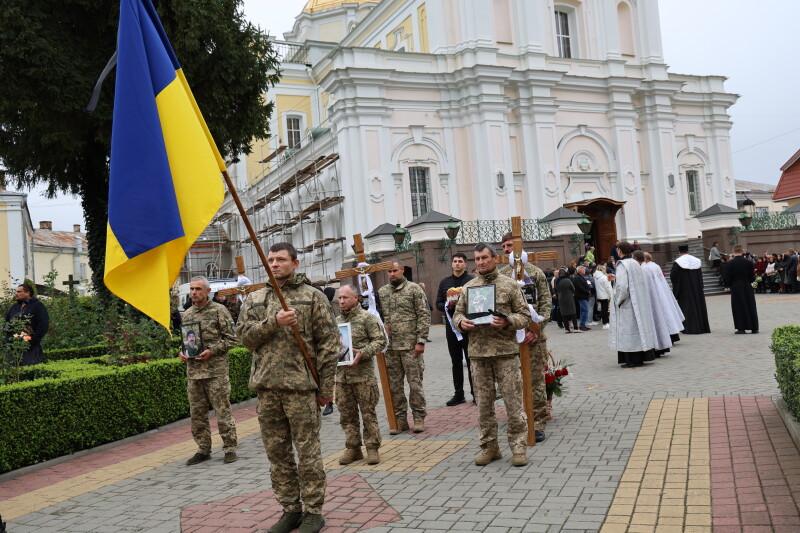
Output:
[337,323,355,366]
[466,285,496,326]
[181,323,204,359]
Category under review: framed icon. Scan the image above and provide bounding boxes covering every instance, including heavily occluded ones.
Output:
[337,322,355,366]
[181,323,204,359]
[467,284,496,326]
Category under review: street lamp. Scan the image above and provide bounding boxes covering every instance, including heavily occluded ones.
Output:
[439,218,461,262]
[444,218,460,241]
[392,223,408,247]
[739,211,753,228]
[578,215,593,235]
[742,195,756,216]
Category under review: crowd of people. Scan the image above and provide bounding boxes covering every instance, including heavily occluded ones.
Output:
[710,242,800,295]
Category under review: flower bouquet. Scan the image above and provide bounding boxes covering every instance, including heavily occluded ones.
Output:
[544,355,572,419]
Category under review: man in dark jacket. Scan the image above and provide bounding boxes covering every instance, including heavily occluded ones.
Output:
[785,250,798,294]
[571,267,592,331]
[435,253,474,406]
[5,283,49,366]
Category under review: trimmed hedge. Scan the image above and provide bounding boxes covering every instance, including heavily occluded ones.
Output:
[43,344,109,362]
[0,347,255,473]
[773,325,800,422]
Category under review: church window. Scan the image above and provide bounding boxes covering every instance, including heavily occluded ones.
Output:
[286,116,302,149]
[686,170,701,215]
[206,262,220,278]
[555,11,572,58]
[409,167,432,218]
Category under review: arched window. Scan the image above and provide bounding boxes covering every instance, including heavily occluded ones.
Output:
[686,170,702,215]
[617,1,636,57]
[206,262,219,278]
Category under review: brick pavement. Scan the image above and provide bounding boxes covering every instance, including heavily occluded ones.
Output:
[0,293,798,532]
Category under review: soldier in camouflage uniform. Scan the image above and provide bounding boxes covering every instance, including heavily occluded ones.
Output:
[180,276,239,466]
[377,260,431,434]
[454,243,532,467]
[499,233,553,442]
[335,284,387,465]
[237,243,338,533]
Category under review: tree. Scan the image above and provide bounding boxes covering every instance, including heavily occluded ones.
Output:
[0,0,280,298]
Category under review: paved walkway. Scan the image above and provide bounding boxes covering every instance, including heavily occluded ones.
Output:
[1,293,798,532]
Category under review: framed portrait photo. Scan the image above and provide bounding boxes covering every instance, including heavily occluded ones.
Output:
[181,323,204,359]
[467,285,496,325]
[337,322,355,366]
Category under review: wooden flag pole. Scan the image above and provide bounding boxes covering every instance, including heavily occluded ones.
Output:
[221,170,320,388]
[511,216,536,446]
[335,234,398,432]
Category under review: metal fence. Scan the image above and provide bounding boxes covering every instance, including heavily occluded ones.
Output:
[455,219,552,244]
[741,212,797,232]
[271,40,310,65]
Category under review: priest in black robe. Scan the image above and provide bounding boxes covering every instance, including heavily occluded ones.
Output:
[669,244,710,334]
[721,244,759,334]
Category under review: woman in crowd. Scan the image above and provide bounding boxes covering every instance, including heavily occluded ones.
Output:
[555,268,579,333]
[754,256,767,293]
[593,264,613,330]
[777,253,788,293]
[764,255,777,293]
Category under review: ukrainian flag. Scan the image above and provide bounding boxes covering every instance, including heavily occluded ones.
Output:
[105,0,226,329]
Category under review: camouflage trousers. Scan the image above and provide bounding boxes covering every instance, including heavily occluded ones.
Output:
[530,338,549,432]
[470,356,528,454]
[256,389,325,515]
[385,349,426,423]
[187,376,237,454]
[337,380,381,450]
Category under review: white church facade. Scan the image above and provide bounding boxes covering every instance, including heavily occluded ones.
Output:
[220,0,738,284]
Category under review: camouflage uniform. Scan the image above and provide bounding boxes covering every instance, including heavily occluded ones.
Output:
[182,299,238,455]
[377,277,431,425]
[453,268,531,454]
[499,262,552,432]
[336,305,387,451]
[238,273,339,515]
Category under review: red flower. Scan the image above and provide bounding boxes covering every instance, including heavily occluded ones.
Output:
[563,368,569,376]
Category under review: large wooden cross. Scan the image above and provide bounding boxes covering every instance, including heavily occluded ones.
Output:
[510,217,537,446]
[335,234,399,432]
[216,256,266,297]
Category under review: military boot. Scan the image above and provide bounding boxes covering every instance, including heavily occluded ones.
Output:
[298,513,325,533]
[512,453,528,467]
[366,448,380,465]
[268,511,303,533]
[338,447,363,465]
[412,419,425,433]
[475,444,502,466]
[389,420,409,435]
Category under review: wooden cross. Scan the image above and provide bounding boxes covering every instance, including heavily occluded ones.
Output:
[510,216,536,446]
[216,256,266,297]
[62,274,80,294]
[335,234,398,432]
[497,250,559,264]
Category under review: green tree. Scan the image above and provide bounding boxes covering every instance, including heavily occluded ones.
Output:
[0,0,280,299]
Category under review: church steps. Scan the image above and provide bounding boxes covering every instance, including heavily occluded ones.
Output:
[662,238,727,296]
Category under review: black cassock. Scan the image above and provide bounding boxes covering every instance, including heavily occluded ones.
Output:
[722,256,759,332]
[670,257,711,334]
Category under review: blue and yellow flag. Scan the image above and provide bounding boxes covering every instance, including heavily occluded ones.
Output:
[105,0,226,329]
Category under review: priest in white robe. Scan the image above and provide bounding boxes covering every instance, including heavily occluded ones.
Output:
[609,242,657,368]
[642,252,684,345]
[633,250,673,357]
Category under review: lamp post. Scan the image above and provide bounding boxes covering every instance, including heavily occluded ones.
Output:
[393,223,423,266]
[739,211,753,229]
[439,218,461,262]
[392,223,408,248]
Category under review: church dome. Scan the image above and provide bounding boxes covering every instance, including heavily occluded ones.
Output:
[302,0,378,13]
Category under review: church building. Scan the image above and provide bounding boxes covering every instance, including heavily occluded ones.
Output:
[221,0,738,284]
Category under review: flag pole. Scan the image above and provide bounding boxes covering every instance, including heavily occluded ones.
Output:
[221,170,320,388]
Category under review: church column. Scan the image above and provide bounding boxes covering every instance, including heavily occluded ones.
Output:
[511,0,547,55]
[704,87,739,206]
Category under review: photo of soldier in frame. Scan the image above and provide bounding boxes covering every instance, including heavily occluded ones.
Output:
[181,323,204,359]
[467,285,496,325]
[337,322,354,366]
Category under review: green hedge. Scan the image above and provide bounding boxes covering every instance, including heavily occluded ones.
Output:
[773,325,800,422]
[43,344,109,362]
[0,347,255,473]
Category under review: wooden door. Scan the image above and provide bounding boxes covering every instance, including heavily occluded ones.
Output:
[594,217,617,263]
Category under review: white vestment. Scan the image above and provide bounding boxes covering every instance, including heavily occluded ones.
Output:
[639,262,676,350]
[642,261,685,336]
[609,258,656,353]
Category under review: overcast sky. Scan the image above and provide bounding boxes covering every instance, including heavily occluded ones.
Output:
[22,0,800,230]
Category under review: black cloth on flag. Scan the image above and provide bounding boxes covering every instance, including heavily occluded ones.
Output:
[670,259,710,334]
[722,256,759,332]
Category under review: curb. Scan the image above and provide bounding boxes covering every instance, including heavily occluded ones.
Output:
[772,395,800,452]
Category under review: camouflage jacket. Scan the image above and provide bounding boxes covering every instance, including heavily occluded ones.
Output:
[238,273,339,398]
[498,262,552,340]
[377,277,431,351]
[335,305,386,385]
[181,299,237,380]
[453,268,532,359]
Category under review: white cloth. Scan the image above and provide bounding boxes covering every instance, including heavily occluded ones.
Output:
[355,262,389,352]
[236,275,252,303]
[639,262,677,350]
[507,251,539,342]
[593,270,612,301]
[642,261,685,336]
[608,258,656,353]
[675,254,702,270]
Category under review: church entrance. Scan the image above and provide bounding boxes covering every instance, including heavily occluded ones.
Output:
[563,198,626,263]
